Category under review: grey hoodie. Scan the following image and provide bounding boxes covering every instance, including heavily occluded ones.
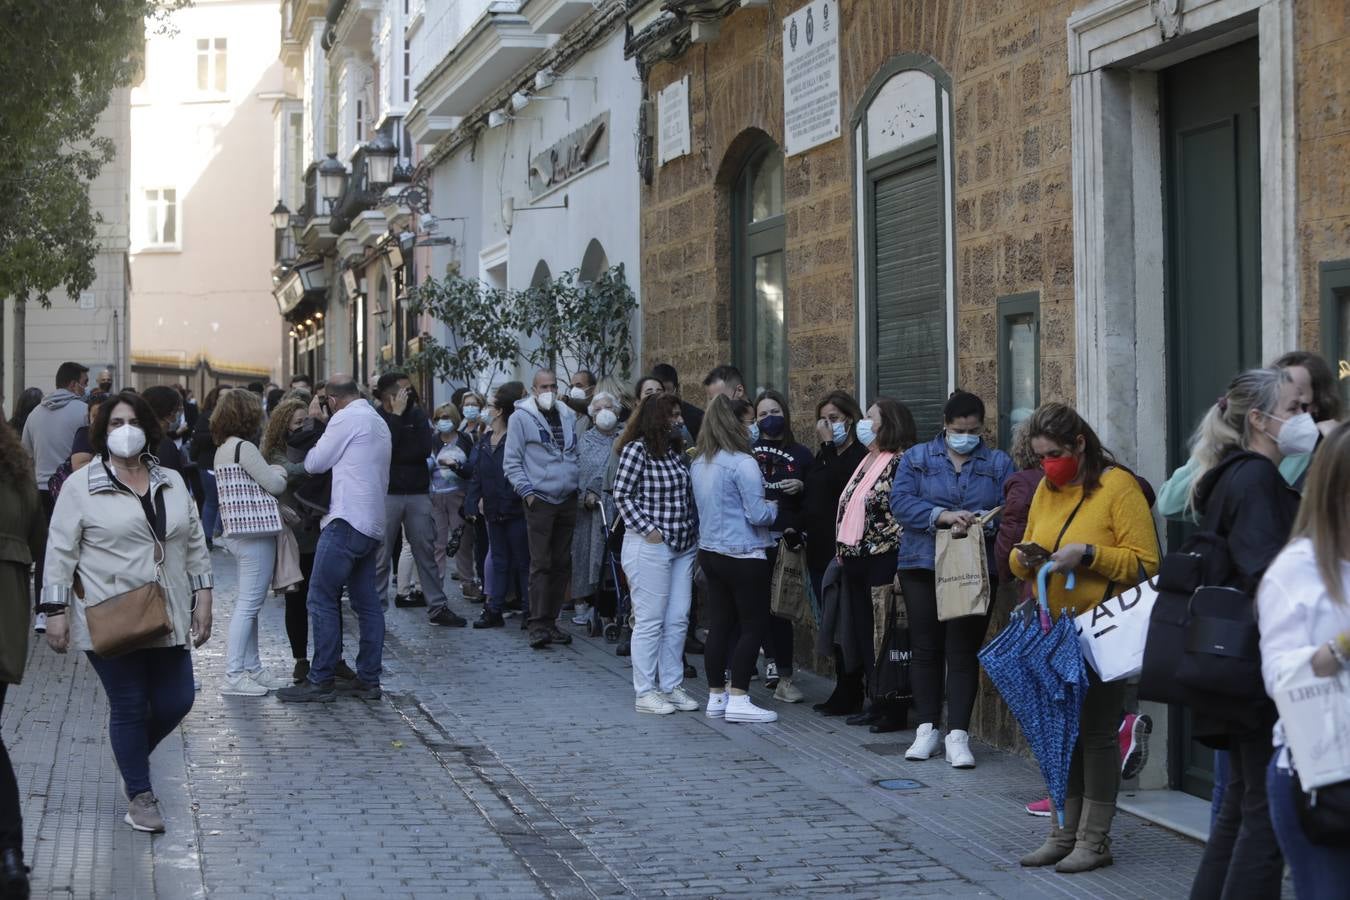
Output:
[21,390,89,485]
[502,395,580,504]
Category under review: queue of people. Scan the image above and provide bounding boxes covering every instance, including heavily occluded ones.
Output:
[3,348,1348,900]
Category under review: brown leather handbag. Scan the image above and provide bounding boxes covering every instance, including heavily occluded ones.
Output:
[82,488,173,658]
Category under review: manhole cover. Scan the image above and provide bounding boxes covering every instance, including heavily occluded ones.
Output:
[862,743,905,756]
[877,778,925,791]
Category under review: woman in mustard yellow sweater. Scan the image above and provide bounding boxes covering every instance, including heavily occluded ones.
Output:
[1009,403,1159,874]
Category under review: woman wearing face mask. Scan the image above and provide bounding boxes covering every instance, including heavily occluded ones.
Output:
[635,376,664,405]
[141,385,186,472]
[1170,370,1302,898]
[571,392,621,628]
[41,392,214,834]
[466,382,529,629]
[428,402,481,600]
[751,390,815,702]
[1009,402,1160,874]
[613,394,700,714]
[817,399,916,718]
[211,389,289,697]
[890,391,1013,757]
[802,392,868,608]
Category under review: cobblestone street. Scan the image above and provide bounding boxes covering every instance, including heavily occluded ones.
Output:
[7,549,1224,899]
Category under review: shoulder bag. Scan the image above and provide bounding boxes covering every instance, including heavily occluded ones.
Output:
[83,488,173,657]
[216,440,283,537]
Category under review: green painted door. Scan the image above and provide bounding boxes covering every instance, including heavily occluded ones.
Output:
[1161,38,1261,801]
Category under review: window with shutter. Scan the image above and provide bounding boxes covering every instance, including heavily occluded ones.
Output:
[731,141,787,396]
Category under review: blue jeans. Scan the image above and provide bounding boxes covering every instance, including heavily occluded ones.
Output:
[486,517,529,614]
[86,647,194,798]
[200,470,220,544]
[308,519,384,685]
[1212,750,1230,828]
[1268,751,1350,899]
[223,534,276,676]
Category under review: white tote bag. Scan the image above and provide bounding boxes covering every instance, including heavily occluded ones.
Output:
[1075,579,1159,682]
[1271,653,1350,791]
[216,441,283,537]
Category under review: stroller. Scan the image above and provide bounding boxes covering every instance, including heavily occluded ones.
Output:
[591,492,632,647]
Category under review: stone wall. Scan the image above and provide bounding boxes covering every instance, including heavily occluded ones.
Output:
[1296,0,1350,349]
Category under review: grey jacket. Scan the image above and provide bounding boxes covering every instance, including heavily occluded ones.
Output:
[502,396,580,504]
[42,459,214,653]
[21,389,88,484]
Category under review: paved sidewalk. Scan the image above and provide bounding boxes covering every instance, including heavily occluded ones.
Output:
[3,548,1261,898]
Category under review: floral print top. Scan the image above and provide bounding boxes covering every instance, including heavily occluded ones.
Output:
[835,453,902,559]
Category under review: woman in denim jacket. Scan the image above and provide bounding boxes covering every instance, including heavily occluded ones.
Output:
[691,396,779,724]
[890,391,1013,769]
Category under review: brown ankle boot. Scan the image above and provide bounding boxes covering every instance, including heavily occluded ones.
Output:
[1055,798,1115,873]
[1020,797,1081,867]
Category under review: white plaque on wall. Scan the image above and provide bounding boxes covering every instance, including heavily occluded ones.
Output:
[658,76,690,165]
[782,0,841,156]
[78,291,96,310]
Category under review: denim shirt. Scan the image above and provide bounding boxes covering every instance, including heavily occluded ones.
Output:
[890,434,1014,572]
[691,450,778,555]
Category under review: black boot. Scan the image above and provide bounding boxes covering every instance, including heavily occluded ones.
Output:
[818,669,864,716]
[0,849,27,900]
[812,649,849,712]
[846,703,884,727]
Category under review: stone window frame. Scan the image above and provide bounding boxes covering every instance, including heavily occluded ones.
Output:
[997,292,1040,452]
[848,53,957,406]
[1319,259,1350,412]
[1067,0,1297,486]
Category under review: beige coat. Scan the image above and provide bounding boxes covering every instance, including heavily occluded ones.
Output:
[42,458,213,653]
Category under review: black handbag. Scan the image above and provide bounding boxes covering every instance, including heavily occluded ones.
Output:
[868,589,912,705]
[1138,461,1266,725]
[1292,768,1350,847]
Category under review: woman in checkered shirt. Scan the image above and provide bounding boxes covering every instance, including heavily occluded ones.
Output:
[611,393,701,716]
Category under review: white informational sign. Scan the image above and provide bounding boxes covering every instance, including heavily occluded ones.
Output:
[78,291,96,310]
[782,0,841,156]
[658,76,690,165]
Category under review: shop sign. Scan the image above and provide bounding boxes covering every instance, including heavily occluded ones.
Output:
[782,0,841,156]
[658,76,690,165]
[528,111,610,200]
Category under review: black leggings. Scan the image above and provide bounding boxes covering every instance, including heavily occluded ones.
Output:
[0,684,19,851]
[700,551,771,692]
[898,568,992,731]
[285,552,343,660]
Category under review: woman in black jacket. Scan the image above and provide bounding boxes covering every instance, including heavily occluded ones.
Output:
[1185,368,1304,900]
[465,382,529,629]
[801,391,868,610]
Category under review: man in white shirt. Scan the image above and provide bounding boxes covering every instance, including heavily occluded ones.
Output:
[278,375,392,702]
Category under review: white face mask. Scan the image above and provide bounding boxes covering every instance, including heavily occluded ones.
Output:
[594,408,618,432]
[568,386,588,401]
[1267,411,1320,457]
[536,391,556,412]
[107,424,147,458]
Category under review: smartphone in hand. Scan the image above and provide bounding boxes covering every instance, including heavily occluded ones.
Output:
[1015,542,1052,566]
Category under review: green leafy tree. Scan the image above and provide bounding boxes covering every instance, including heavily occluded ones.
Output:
[406,271,520,395]
[516,264,637,381]
[0,0,186,306]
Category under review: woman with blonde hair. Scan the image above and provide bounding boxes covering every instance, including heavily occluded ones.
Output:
[212,388,289,697]
[1258,422,1350,897]
[691,395,780,723]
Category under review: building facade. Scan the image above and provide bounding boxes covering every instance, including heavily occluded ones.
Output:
[627,0,1350,817]
[129,0,286,393]
[1,89,132,411]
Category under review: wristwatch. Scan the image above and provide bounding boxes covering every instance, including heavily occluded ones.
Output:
[1081,545,1096,567]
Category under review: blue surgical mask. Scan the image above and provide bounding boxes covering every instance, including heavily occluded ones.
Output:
[855,419,877,447]
[946,432,981,456]
[435,419,455,434]
[831,421,849,446]
[747,422,760,443]
[462,405,480,421]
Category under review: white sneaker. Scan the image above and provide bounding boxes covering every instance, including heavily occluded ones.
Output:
[219,674,269,697]
[571,603,592,626]
[945,729,975,769]
[706,691,729,718]
[905,723,942,760]
[725,693,778,724]
[663,686,700,711]
[634,691,676,715]
[248,670,290,691]
[34,612,46,634]
[773,677,804,703]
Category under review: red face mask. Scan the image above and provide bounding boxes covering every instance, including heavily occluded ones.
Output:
[1042,454,1080,488]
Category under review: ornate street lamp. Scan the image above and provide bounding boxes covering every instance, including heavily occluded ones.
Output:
[364,133,398,187]
[318,153,347,213]
[270,200,291,231]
